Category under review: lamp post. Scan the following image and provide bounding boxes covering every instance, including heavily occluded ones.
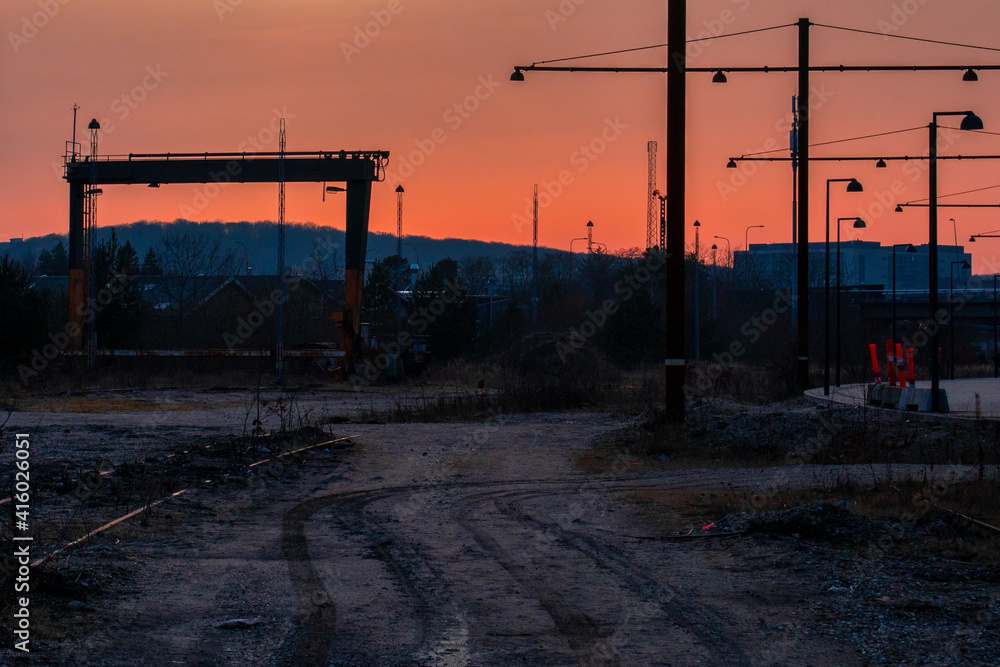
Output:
[693,220,701,360]
[891,243,917,346]
[713,235,731,269]
[569,236,588,276]
[949,260,971,380]
[836,216,866,386]
[824,178,864,396]
[711,243,718,319]
[949,218,959,247]
[743,224,763,289]
[930,111,984,410]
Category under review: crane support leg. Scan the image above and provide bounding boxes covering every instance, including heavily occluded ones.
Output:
[342,179,372,362]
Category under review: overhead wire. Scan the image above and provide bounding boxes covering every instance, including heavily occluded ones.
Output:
[738,125,926,158]
[813,23,1000,54]
[529,23,794,66]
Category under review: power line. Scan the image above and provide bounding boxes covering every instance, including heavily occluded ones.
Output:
[903,182,1000,205]
[530,23,794,66]
[740,125,926,158]
[813,22,1000,54]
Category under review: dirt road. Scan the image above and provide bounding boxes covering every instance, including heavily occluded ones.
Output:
[3,393,991,665]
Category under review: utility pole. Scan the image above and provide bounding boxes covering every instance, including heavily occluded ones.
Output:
[795,18,811,392]
[665,0,686,421]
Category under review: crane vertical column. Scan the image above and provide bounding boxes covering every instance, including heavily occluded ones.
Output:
[343,179,373,363]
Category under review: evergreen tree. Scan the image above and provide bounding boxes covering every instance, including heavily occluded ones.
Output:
[141,247,163,275]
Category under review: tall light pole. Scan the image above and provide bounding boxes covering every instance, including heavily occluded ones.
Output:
[891,243,917,347]
[710,243,718,319]
[824,178,863,396]
[930,111,983,410]
[836,216,866,386]
[949,217,959,247]
[714,235,731,268]
[949,260,971,380]
[693,220,701,360]
[743,224,763,289]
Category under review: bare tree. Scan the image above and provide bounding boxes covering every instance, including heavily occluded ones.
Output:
[459,256,495,296]
[157,230,238,321]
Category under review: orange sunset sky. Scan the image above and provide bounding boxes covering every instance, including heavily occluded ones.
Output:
[4,0,1000,273]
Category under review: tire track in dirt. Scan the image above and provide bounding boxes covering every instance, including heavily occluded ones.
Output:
[279,466,978,663]
[493,488,751,665]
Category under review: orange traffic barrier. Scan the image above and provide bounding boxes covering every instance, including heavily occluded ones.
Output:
[869,343,881,384]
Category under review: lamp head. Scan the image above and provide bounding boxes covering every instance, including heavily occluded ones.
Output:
[726,158,737,169]
[876,158,887,168]
[906,244,916,253]
[395,185,404,193]
[895,204,903,213]
[711,244,718,250]
[510,68,525,82]
[586,220,594,228]
[712,70,728,83]
[853,218,866,229]
[846,179,863,192]
[88,119,100,130]
[962,261,971,269]
[693,220,701,227]
[970,235,977,243]
[960,112,984,131]
[963,68,979,82]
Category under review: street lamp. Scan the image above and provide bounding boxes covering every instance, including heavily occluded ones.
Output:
[711,243,718,319]
[891,243,917,347]
[930,111,983,410]
[949,218,959,247]
[825,178,864,396]
[743,225,764,289]
[949,259,971,380]
[713,235,731,268]
[693,220,701,361]
[836,217,866,386]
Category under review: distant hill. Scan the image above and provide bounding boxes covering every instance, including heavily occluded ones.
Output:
[1,220,567,274]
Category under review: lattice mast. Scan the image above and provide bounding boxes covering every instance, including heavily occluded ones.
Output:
[531,184,538,332]
[86,119,100,368]
[396,185,404,257]
[646,141,657,249]
[276,118,286,380]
